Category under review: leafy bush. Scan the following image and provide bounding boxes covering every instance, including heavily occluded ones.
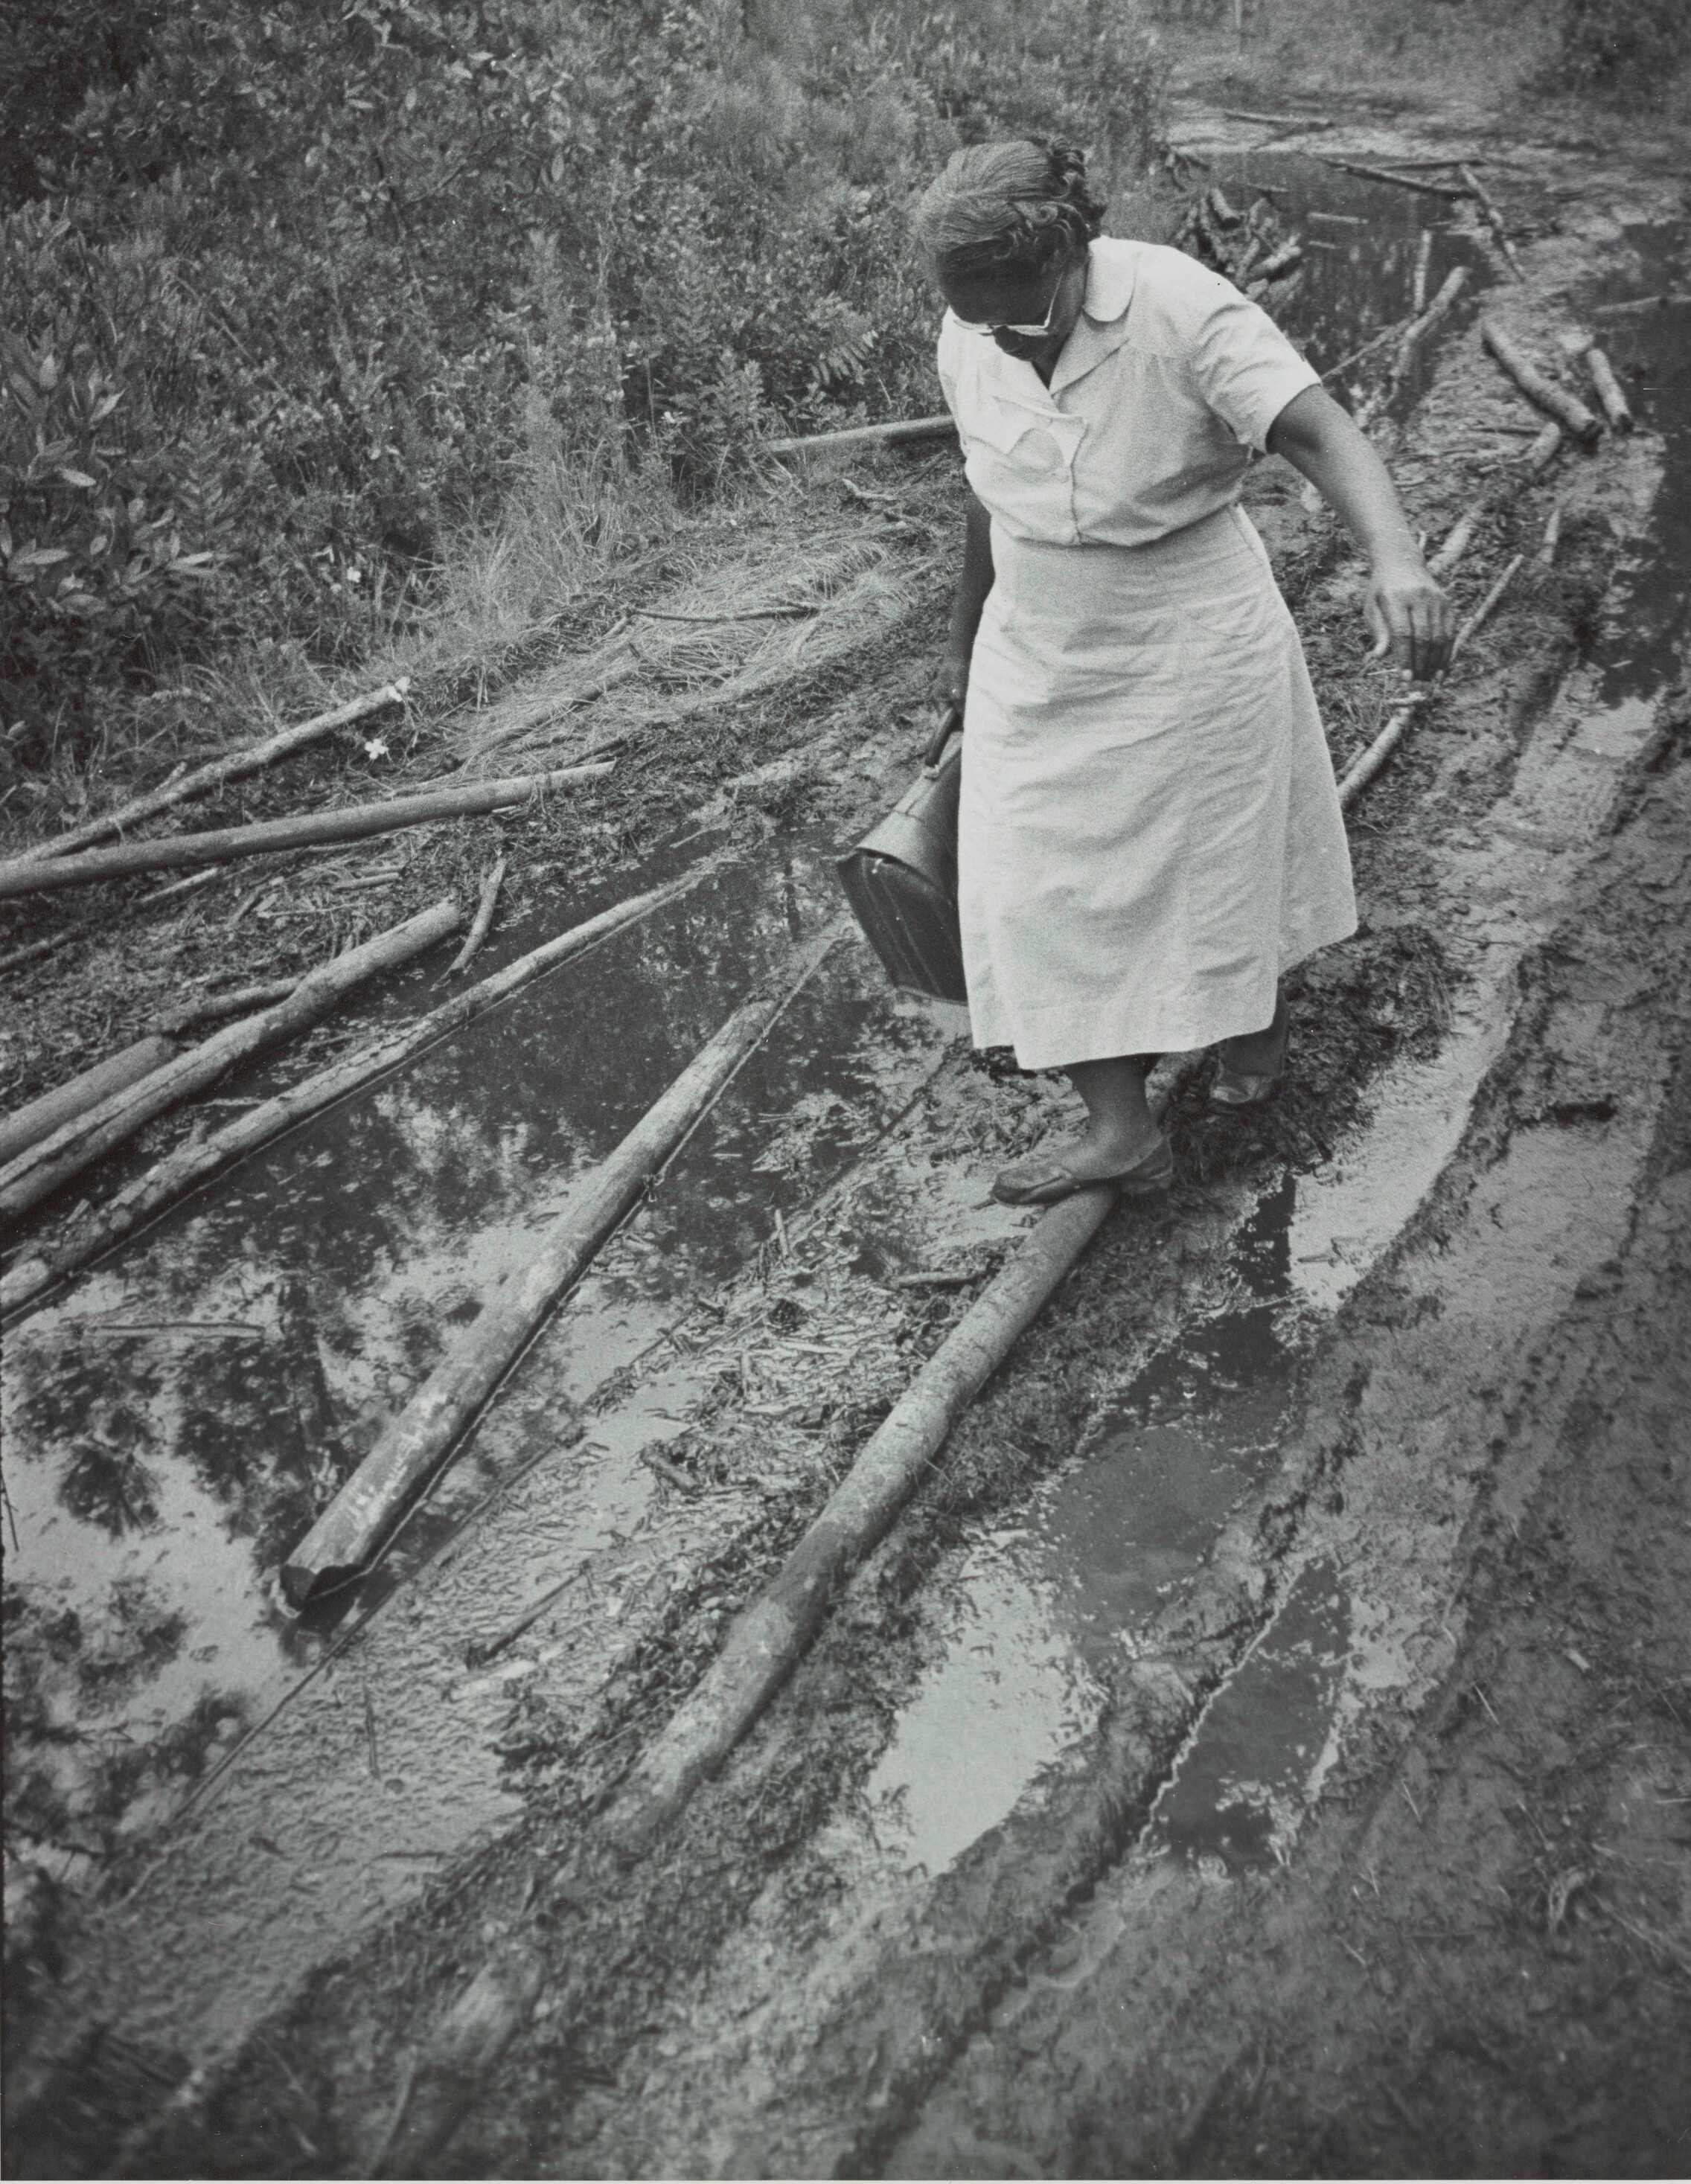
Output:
[1541,0,1691,101]
[1,0,1169,763]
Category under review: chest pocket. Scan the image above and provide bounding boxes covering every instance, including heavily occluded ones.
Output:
[963,400,1075,515]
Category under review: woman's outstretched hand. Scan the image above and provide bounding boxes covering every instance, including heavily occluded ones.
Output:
[1366,554,1454,684]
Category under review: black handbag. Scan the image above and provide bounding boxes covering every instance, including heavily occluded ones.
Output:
[834,705,968,1005]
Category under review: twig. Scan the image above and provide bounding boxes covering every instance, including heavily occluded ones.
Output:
[13,682,412,867]
[444,855,505,979]
[463,1566,586,1670]
[891,1269,979,1290]
[1459,164,1525,281]
[1337,554,1525,806]
[1319,157,1468,199]
[1591,292,1691,318]
[363,1679,381,1779]
[1538,501,1564,566]
[631,605,818,625]
[1480,321,1602,444]
[1222,108,1337,130]
[763,414,957,459]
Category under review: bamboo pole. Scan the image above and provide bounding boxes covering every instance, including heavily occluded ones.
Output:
[279,926,843,1605]
[444,856,505,978]
[1480,322,1602,444]
[763,416,956,459]
[1338,554,1525,807]
[0,766,613,902]
[0,900,461,1226]
[0,864,720,1319]
[0,1037,179,1168]
[13,682,411,865]
[601,1181,1120,1854]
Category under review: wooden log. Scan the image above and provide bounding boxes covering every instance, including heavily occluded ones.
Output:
[444,856,505,979]
[1538,501,1564,566]
[762,416,956,459]
[370,1948,549,2182]
[1524,420,1564,475]
[1427,509,1480,580]
[279,926,843,1605]
[1320,157,1468,199]
[601,1181,1121,1854]
[1591,292,1690,318]
[1480,322,1602,444]
[1356,267,1471,428]
[0,864,719,1319]
[0,766,613,902]
[0,1037,179,1168]
[1457,164,1524,281]
[1254,240,1303,282]
[14,682,410,866]
[1583,347,1634,433]
[0,900,461,1226]
[1338,554,1525,806]
[1222,109,1337,130]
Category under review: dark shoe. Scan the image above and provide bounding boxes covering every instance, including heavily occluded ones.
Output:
[991,1134,1174,1206]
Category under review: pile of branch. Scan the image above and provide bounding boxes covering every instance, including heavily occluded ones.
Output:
[1172,185,1305,307]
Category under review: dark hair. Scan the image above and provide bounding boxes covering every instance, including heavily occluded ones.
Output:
[911,140,1106,283]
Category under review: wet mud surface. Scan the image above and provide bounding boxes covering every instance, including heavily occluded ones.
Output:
[4,106,1690,2184]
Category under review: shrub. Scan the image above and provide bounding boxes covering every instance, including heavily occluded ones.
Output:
[1,0,1169,763]
[1540,0,1691,101]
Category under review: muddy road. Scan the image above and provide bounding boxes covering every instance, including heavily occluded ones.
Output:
[4,103,1689,2180]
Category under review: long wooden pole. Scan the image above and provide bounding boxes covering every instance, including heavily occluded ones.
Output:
[763,415,956,459]
[1480,321,1602,444]
[0,864,722,1319]
[602,1182,1120,1853]
[0,766,613,901]
[0,900,461,1226]
[279,926,845,1606]
[13,682,411,865]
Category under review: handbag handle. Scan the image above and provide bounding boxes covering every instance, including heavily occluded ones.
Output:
[923,702,963,772]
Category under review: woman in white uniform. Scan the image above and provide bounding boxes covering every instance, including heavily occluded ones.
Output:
[913,141,1452,1205]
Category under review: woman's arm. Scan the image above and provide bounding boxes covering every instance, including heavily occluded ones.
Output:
[1266,385,1453,683]
[938,494,995,711]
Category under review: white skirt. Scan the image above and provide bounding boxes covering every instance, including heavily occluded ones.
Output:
[958,504,1357,1071]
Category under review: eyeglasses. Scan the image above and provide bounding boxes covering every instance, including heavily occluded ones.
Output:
[950,266,1070,339]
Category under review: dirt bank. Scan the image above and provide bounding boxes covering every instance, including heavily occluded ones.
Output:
[4,92,1689,2183]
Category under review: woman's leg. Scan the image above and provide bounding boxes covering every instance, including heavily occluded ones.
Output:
[1064,1054,1163,1173]
[1215,984,1289,1077]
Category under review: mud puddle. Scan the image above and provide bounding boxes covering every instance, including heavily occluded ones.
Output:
[2,846,956,1875]
[866,987,1510,1880]
[1191,149,1486,391]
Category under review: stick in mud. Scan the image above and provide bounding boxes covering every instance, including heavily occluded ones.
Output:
[0,900,462,1227]
[0,863,722,1319]
[1318,156,1468,198]
[10,682,412,866]
[1337,553,1526,806]
[1480,321,1602,445]
[1459,164,1525,281]
[444,855,506,979]
[279,925,846,1607]
[0,764,614,902]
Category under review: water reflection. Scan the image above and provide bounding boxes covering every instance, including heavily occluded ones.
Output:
[2,848,950,1861]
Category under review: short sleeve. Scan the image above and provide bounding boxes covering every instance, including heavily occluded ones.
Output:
[1184,270,1320,453]
[936,316,970,455]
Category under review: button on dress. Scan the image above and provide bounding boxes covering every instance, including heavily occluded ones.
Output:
[937,237,1358,1070]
